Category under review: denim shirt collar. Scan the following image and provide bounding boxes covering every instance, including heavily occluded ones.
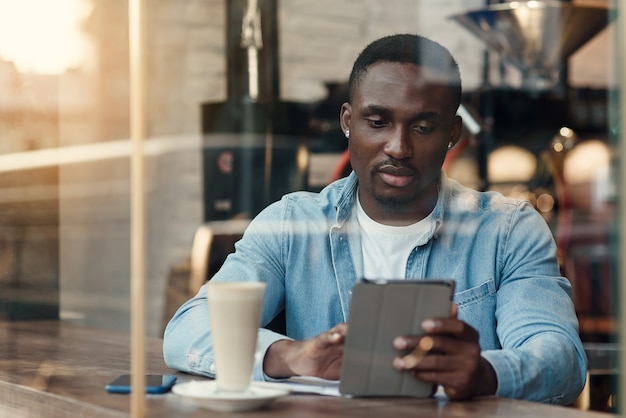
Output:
[334,170,448,242]
[334,171,359,226]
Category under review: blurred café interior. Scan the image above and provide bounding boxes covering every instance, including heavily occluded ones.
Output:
[0,0,622,414]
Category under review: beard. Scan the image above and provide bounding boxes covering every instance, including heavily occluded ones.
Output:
[371,187,439,221]
[372,192,415,214]
[366,163,440,218]
[367,158,420,214]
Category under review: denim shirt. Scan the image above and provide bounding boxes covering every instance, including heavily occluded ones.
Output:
[163,171,586,405]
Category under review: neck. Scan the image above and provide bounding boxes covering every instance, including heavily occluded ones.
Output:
[359,179,439,227]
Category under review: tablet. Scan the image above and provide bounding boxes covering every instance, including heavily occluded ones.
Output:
[339,279,455,398]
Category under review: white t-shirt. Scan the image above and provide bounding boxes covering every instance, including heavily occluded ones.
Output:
[356,195,433,280]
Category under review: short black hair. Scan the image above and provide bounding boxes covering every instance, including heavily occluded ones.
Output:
[348,34,462,110]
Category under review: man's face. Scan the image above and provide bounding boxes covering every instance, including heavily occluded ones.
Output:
[340,61,461,224]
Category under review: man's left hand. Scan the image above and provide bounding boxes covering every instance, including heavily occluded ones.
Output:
[392,317,497,400]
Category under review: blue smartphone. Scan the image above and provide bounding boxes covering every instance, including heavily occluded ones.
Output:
[105,374,177,394]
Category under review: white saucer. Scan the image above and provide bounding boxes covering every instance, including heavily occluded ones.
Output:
[172,380,290,412]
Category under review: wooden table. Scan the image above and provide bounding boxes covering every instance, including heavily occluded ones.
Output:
[0,320,612,418]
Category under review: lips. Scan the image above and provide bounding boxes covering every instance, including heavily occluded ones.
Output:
[377,165,415,188]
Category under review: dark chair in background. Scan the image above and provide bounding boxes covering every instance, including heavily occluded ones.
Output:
[163,219,285,335]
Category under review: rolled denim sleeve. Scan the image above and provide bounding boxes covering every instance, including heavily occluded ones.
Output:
[163,202,291,379]
[162,285,289,380]
[482,330,584,404]
[485,203,587,404]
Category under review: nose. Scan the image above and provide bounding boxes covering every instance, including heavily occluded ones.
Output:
[383,127,412,159]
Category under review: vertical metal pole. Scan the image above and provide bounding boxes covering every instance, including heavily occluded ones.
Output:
[129,0,146,416]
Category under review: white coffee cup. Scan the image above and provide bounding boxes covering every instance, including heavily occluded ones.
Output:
[207,281,266,393]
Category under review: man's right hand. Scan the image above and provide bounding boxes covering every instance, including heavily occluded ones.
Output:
[263,323,347,380]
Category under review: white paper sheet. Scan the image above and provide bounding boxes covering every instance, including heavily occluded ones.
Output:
[255,376,342,397]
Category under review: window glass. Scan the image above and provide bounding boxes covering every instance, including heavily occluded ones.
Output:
[0,1,620,411]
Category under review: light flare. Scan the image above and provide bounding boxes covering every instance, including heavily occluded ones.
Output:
[0,0,90,74]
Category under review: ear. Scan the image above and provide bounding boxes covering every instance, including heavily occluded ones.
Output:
[449,114,463,148]
[340,102,352,133]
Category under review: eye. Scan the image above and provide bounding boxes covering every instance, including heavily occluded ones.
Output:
[366,118,387,128]
[413,123,434,134]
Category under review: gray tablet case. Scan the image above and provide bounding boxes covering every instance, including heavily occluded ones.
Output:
[339,279,455,398]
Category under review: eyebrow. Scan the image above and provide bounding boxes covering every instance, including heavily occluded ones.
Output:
[362,104,441,121]
[361,104,391,116]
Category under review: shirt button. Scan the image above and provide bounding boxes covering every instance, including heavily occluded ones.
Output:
[209,363,215,372]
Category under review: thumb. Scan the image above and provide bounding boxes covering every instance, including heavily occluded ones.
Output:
[450,303,458,319]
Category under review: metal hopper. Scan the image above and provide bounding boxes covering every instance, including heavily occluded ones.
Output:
[449,1,612,88]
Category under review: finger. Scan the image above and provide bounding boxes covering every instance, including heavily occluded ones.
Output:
[330,322,348,336]
[412,369,473,399]
[403,354,483,400]
[324,331,342,344]
[413,334,481,359]
[450,303,458,319]
[393,336,434,370]
[393,331,440,351]
[421,318,478,341]
[320,324,347,346]
[401,336,434,369]
[327,332,342,343]
[393,333,425,350]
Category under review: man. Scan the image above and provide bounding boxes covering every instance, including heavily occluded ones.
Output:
[164,34,586,404]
